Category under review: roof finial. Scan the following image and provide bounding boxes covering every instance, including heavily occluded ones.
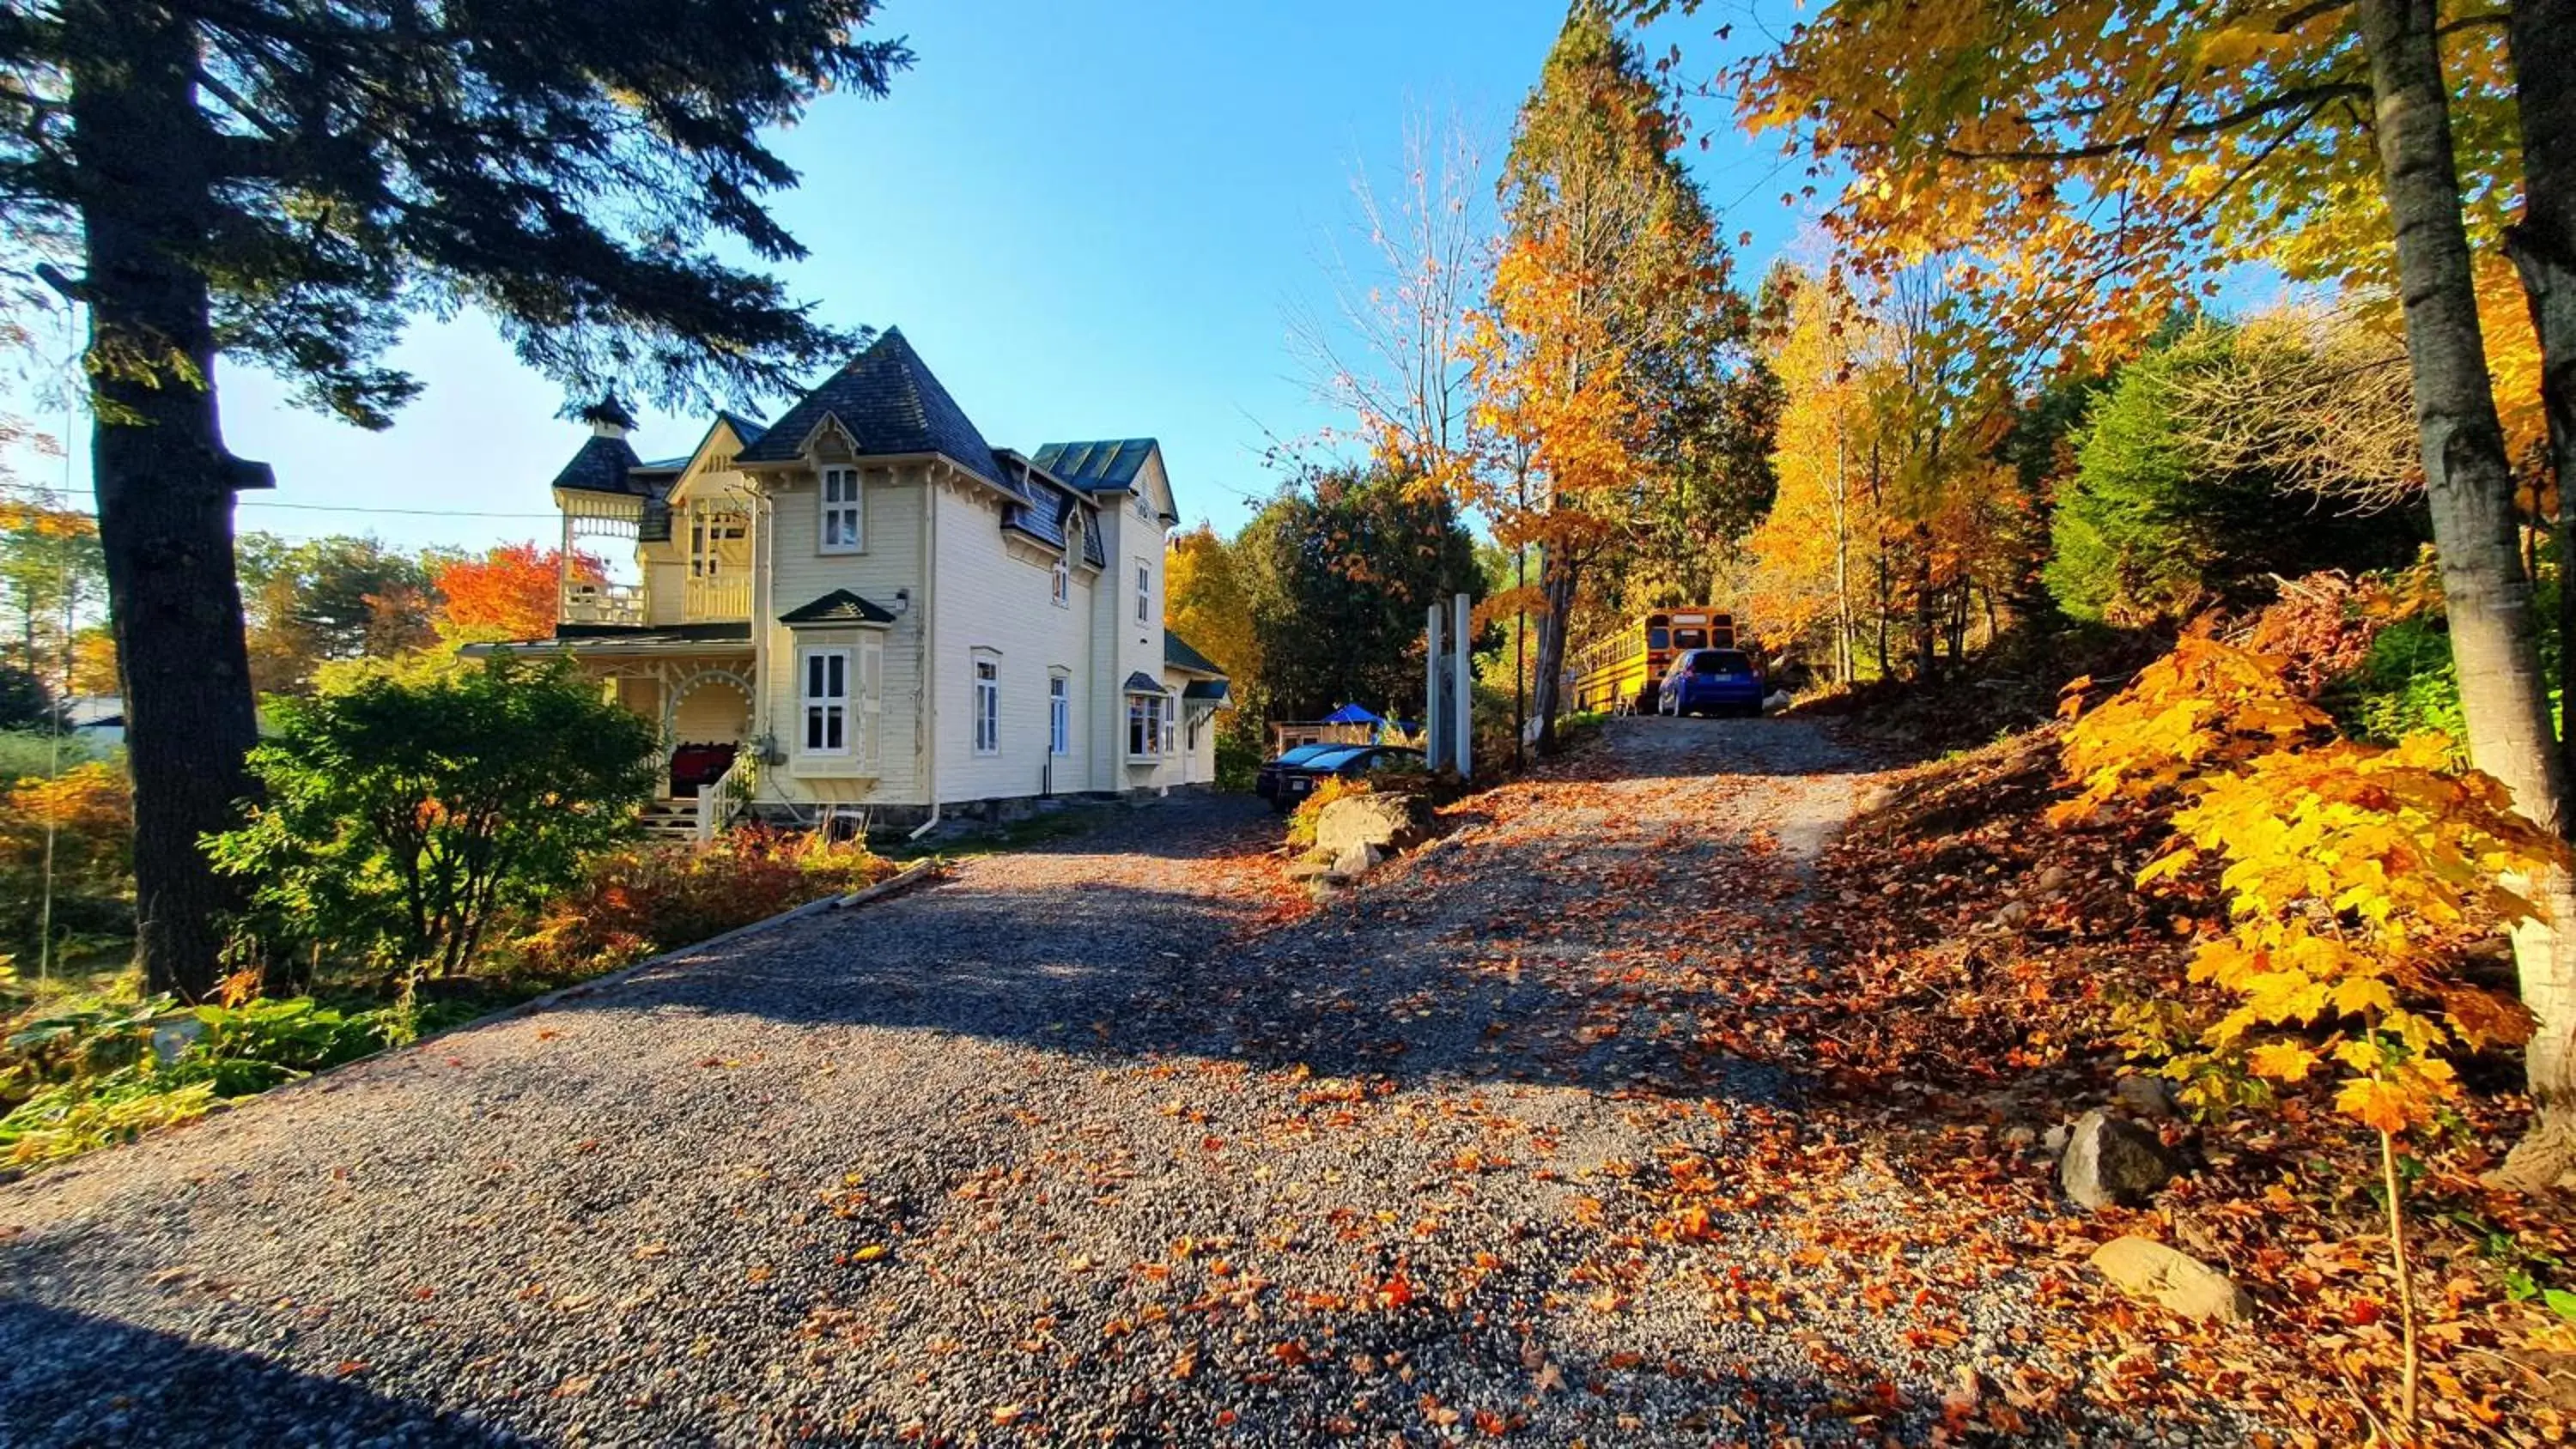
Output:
[580,392,638,439]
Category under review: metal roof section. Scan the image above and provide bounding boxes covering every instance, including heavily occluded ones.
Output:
[458,621,754,657]
[1122,670,1166,694]
[1029,439,1157,494]
[1163,631,1226,678]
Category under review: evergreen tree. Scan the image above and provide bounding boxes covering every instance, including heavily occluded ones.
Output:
[1240,469,1482,721]
[1484,3,1756,745]
[0,1,911,997]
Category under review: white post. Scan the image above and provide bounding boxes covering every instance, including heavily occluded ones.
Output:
[1425,603,1445,770]
[1453,592,1473,779]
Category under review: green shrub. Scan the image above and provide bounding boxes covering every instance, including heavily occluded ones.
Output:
[207,653,659,976]
[1214,735,1262,792]
[0,991,405,1166]
[2044,330,2423,626]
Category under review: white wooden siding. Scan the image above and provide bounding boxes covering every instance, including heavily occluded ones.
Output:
[931,482,1098,802]
[764,464,923,804]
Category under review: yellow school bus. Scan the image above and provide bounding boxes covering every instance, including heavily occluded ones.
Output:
[1565,608,1737,714]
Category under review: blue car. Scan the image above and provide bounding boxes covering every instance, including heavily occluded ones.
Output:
[1658,648,1765,718]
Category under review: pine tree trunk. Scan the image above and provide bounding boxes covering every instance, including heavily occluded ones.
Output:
[67,3,261,1001]
[2509,0,2576,797]
[2362,0,2576,1186]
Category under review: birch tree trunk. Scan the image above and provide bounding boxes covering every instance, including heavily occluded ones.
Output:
[2361,0,2576,1187]
[2508,0,2576,797]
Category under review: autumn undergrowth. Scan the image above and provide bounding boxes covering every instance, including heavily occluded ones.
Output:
[1801,587,2576,1444]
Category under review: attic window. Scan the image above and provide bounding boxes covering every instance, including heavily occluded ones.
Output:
[821,467,862,553]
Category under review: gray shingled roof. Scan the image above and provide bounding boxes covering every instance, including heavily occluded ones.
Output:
[777,589,899,627]
[550,433,647,495]
[1164,632,1226,678]
[1030,440,1157,494]
[1123,671,1166,694]
[995,451,1109,568]
[734,329,1005,488]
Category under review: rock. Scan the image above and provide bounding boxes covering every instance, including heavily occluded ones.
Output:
[2035,864,2070,894]
[2060,1109,2178,1210]
[2114,1073,2178,1119]
[1333,841,1382,879]
[2000,1125,2038,1151]
[1312,792,1431,858]
[2088,1236,2255,1324]
[2042,1123,2071,1158]
[1284,850,1338,882]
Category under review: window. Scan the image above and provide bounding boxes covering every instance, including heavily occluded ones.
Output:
[800,648,849,754]
[973,657,1000,755]
[1127,692,1170,759]
[1048,675,1071,755]
[1051,558,1070,607]
[1133,559,1151,625]
[820,467,863,553]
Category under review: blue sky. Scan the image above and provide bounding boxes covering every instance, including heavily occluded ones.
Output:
[15,0,1811,552]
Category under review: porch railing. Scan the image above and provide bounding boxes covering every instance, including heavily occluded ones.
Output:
[696,753,750,844]
[685,573,751,621]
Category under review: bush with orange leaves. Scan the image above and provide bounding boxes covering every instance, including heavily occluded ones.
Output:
[510,826,897,978]
[0,761,134,950]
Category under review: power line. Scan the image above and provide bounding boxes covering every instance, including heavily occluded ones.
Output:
[240,501,561,518]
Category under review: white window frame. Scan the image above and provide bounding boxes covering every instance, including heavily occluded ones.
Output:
[820,467,864,555]
[1133,558,1151,625]
[1126,691,1169,761]
[1051,557,1070,608]
[799,646,852,755]
[1048,674,1071,756]
[973,655,1001,755]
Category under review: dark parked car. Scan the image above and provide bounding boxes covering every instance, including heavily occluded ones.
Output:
[1657,647,1764,718]
[1255,743,1351,807]
[1259,743,1425,811]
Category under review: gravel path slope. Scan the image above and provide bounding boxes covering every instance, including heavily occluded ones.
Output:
[0,720,2234,1446]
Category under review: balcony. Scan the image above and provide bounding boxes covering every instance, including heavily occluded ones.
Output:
[562,579,647,627]
[684,573,752,621]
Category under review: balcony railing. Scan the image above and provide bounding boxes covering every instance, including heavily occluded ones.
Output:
[685,573,752,621]
[562,580,647,627]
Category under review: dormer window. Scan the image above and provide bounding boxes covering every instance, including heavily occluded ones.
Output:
[821,468,862,553]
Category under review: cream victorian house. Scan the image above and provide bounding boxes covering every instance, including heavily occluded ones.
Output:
[469,328,1229,835]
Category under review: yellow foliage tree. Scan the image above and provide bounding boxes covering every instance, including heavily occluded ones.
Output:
[2059,636,2564,1427]
[1163,523,1260,714]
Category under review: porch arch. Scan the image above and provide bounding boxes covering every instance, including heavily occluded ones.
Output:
[659,665,756,743]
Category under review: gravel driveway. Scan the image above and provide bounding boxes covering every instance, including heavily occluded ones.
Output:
[0,719,2208,1446]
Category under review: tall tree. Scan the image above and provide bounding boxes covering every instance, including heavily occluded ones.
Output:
[1164,524,1262,721]
[1239,470,1483,720]
[238,533,437,695]
[0,2,911,997]
[1471,3,1751,748]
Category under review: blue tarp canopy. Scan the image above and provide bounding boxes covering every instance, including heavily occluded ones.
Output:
[1321,702,1382,724]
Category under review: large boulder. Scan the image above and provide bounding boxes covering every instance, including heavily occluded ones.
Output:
[2059,1109,2178,1210]
[2088,1236,2255,1323]
[1312,791,1432,858]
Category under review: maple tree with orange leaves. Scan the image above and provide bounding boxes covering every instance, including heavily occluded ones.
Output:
[430,543,601,645]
